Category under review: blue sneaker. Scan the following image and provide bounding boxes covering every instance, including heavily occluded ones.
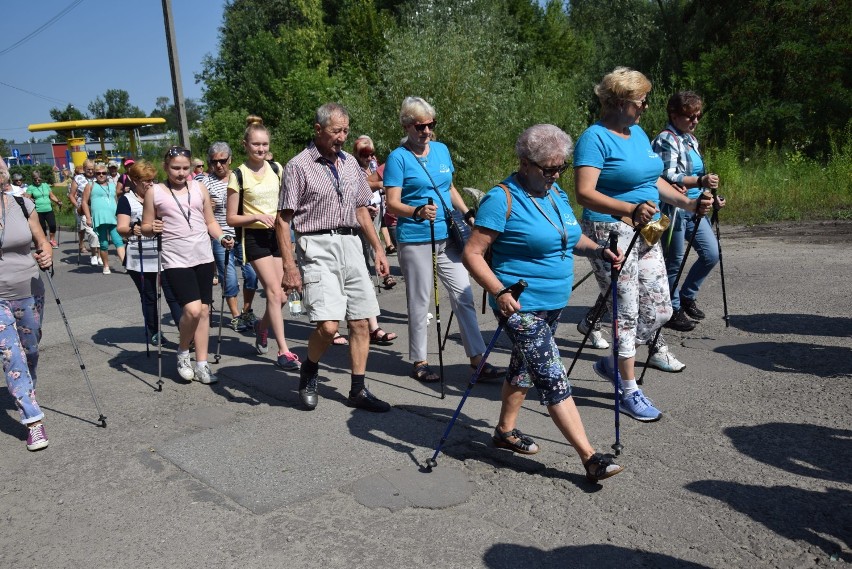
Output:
[620,389,662,422]
[275,351,300,371]
[593,357,623,396]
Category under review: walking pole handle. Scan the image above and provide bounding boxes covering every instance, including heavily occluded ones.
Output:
[608,231,618,256]
[504,279,527,301]
[155,216,163,252]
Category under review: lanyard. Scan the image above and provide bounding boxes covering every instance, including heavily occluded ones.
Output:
[518,178,569,259]
[320,158,344,201]
[166,181,192,229]
[0,195,6,259]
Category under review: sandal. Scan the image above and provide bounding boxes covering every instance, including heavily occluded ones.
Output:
[383,275,397,289]
[332,333,349,346]
[583,452,624,483]
[411,362,440,383]
[471,362,506,381]
[369,328,397,345]
[492,428,540,455]
[385,245,397,255]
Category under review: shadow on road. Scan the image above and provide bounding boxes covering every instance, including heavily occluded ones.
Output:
[483,543,713,568]
[731,313,852,337]
[714,341,852,378]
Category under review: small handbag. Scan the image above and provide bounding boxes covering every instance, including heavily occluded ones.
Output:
[407,148,469,250]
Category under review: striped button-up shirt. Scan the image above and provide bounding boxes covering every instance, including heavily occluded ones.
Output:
[200,172,234,236]
[652,123,700,186]
[279,142,371,234]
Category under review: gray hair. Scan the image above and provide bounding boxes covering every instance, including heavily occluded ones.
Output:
[315,102,349,128]
[399,96,436,127]
[207,142,232,161]
[515,124,573,164]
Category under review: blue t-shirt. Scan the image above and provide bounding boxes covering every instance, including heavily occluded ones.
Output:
[476,175,582,312]
[687,148,704,199]
[383,141,455,243]
[573,122,664,222]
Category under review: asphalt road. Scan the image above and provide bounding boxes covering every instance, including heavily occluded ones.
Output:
[1,220,850,568]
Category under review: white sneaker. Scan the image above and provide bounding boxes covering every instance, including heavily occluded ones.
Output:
[97,256,104,266]
[102,267,111,275]
[193,362,218,384]
[647,345,686,373]
[577,318,610,349]
[176,352,195,381]
[90,256,98,266]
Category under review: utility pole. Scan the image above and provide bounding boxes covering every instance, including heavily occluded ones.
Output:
[162,0,191,150]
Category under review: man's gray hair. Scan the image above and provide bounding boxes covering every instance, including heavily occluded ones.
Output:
[515,124,573,164]
[315,102,349,127]
[207,142,232,161]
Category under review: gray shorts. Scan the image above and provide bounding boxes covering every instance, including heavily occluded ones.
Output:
[296,232,380,322]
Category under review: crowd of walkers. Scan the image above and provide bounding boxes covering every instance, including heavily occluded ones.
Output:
[2,67,727,484]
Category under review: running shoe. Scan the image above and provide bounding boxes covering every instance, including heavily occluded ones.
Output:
[647,345,686,373]
[299,369,319,410]
[230,316,247,332]
[177,352,195,381]
[275,351,300,371]
[193,362,218,385]
[241,310,258,328]
[681,297,706,320]
[593,356,623,396]
[50,239,58,249]
[347,387,391,413]
[664,308,696,332]
[577,317,609,349]
[254,321,269,354]
[619,389,662,422]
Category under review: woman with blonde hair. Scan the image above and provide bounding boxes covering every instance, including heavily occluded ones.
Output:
[385,96,501,383]
[226,115,300,370]
[573,67,712,422]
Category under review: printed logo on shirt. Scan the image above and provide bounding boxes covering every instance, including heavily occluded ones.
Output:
[439,163,451,174]
[649,151,660,159]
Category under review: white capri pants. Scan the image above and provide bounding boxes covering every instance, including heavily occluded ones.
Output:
[398,239,486,362]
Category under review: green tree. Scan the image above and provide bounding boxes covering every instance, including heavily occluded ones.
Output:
[47,104,87,141]
[149,96,205,134]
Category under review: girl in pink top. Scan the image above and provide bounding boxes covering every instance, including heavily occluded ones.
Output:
[141,146,233,385]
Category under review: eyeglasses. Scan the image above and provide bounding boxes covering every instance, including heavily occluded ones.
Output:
[413,121,437,132]
[166,146,191,159]
[209,158,229,165]
[95,171,108,175]
[529,160,569,178]
[683,112,702,121]
[626,97,649,108]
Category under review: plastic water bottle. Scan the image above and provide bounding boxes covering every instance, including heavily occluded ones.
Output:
[288,291,303,318]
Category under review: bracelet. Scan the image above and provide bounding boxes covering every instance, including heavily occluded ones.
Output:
[630,203,642,223]
[412,205,426,222]
[463,209,475,223]
[495,285,513,299]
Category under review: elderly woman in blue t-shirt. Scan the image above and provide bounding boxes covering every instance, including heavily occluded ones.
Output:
[463,124,625,483]
[384,96,502,384]
[573,67,712,423]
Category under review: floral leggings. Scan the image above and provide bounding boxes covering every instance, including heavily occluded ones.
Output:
[1,295,45,425]
[502,309,572,407]
[582,221,672,359]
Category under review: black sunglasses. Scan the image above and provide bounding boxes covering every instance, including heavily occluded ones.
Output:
[413,121,437,132]
[529,160,569,178]
[95,171,109,175]
[166,146,191,159]
[209,158,229,165]
[683,112,703,121]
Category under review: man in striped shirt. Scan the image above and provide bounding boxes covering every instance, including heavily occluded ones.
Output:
[277,102,391,413]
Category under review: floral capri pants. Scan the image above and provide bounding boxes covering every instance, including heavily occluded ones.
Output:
[502,309,572,407]
[1,295,45,425]
[582,220,672,359]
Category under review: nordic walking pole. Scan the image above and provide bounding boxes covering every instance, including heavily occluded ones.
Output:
[711,188,729,327]
[565,227,642,379]
[441,311,454,351]
[572,270,594,292]
[136,222,150,357]
[607,232,623,456]
[428,198,446,399]
[155,218,164,392]
[637,192,711,385]
[425,279,527,469]
[38,252,107,428]
[214,249,230,364]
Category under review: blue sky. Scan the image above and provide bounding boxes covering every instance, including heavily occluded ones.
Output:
[0,0,227,143]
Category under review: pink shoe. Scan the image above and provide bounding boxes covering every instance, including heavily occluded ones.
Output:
[26,423,49,451]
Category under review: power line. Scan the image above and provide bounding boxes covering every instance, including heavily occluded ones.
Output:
[0,0,86,57]
[0,80,74,106]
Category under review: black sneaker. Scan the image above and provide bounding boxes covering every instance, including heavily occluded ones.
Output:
[298,370,319,410]
[681,297,706,320]
[664,308,697,331]
[347,387,390,413]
